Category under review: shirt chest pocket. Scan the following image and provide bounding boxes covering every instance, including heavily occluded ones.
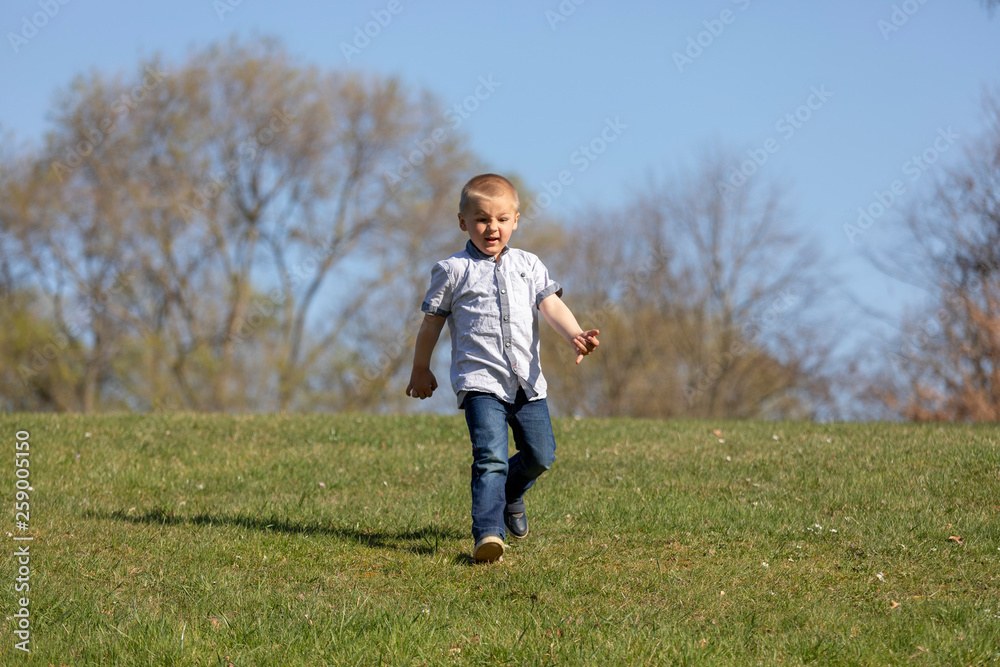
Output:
[504,269,534,323]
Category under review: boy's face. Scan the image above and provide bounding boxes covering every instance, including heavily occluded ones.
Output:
[458,194,519,258]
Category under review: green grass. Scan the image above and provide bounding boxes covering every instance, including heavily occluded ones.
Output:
[1,414,998,665]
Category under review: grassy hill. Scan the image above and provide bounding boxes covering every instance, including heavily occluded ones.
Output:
[1,414,998,665]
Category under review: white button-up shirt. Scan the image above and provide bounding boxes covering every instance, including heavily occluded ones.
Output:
[422,240,563,408]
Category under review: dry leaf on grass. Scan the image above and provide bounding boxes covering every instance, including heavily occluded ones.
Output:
[890,600,900,609]
[711,429,723,438]
[948,535,964,544]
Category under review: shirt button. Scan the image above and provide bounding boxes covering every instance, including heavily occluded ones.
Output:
[503,316,509,321]
[520,272,525,277]
[505,342,510,347]
[501,289,506,294]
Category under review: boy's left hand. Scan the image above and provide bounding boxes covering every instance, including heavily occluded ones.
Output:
[572,329,600,364]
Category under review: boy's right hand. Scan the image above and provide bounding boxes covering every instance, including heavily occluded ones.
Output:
[406,368,438,399]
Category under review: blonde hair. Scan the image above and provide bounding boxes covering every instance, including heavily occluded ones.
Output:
[459,174,519,214]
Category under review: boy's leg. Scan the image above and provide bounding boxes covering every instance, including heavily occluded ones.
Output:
[463,392,511,542]
[506,390,557,507]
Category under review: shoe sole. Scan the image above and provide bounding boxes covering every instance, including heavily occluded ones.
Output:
[473,537,504,562]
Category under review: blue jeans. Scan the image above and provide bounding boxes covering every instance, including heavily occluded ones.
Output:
[463,389,556,541]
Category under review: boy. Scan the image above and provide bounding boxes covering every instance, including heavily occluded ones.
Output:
[405,173,599,563]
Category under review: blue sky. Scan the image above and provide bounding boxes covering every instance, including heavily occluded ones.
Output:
[2,0,998,352]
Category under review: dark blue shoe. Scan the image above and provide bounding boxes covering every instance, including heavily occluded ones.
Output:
[504,500,528,539]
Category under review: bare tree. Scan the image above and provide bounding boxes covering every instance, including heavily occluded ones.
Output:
[540,155,838,419]
[0,120,133,412]
[0,157,83,412]
[868,94,1000,421]
[1,37,474,412]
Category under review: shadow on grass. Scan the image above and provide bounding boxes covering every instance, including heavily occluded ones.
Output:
[452,553,477,566]
[89,508,464,556]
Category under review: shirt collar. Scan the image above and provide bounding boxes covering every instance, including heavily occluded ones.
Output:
[465,239,508,263]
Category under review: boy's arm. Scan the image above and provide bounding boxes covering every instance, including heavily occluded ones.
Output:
[406,313,447,399]
[538,294,600,364]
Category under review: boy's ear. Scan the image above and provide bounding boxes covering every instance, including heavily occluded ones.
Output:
[458,212,467,231]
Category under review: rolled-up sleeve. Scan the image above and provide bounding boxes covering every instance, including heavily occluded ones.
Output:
[421,262,453,317]
[532,258,563,309]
